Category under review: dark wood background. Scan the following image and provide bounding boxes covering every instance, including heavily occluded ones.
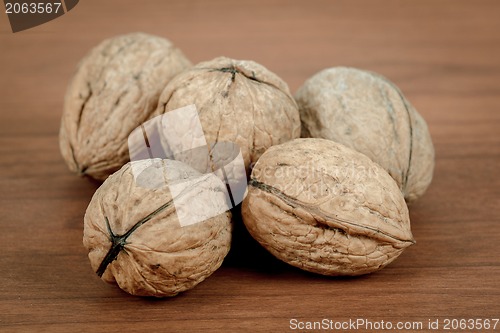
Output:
[1,1,499,332]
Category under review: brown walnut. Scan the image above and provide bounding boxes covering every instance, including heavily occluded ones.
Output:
[60,33,191,180]
[154,56,301,174]
[83,159,232,297]
[242,138,414,276]
[295,67,434,202]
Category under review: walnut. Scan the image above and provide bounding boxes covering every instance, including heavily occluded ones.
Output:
[60,33,191,181]
[242,138,415,276]
[154,56,301,174]
[83,159,232,297]
[295,67,434,202]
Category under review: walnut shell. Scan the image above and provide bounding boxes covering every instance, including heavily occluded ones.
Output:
[83,159,232,297]
[242,138,414,276]
[295,67,434,202]
[154,56,301,174]
[60,33,191,180]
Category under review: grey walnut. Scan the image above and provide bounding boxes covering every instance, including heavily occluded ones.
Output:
[295,67,435,202]
[242,138,414,276]
[60,33,191,180]
[83,159,232,297]
[154,56,301,174]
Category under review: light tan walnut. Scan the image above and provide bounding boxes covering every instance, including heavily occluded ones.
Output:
[242,138,414,276]
[154,56,301,174]
[295,67,434,202]
[83,159,232,297]
[60,33,191,180]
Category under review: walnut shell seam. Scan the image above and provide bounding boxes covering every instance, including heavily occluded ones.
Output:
[248,178,415,248]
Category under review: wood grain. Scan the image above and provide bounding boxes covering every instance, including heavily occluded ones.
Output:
[1,1,499,332]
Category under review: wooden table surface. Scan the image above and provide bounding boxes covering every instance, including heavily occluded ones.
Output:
[1,1,499,332]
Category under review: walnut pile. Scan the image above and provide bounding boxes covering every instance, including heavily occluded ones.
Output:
[60,33,191,180]
[242,138,415,276]
[59,33,436,296]
[153,56,301,174]
[295,67,434,202]
[83,159,232,297]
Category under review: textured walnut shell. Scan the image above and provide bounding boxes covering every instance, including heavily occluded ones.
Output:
[242,138,414,276]
[60,33,191,180]
[295,67,434,202]
[154,56,301,174]
[83,159,232,297]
